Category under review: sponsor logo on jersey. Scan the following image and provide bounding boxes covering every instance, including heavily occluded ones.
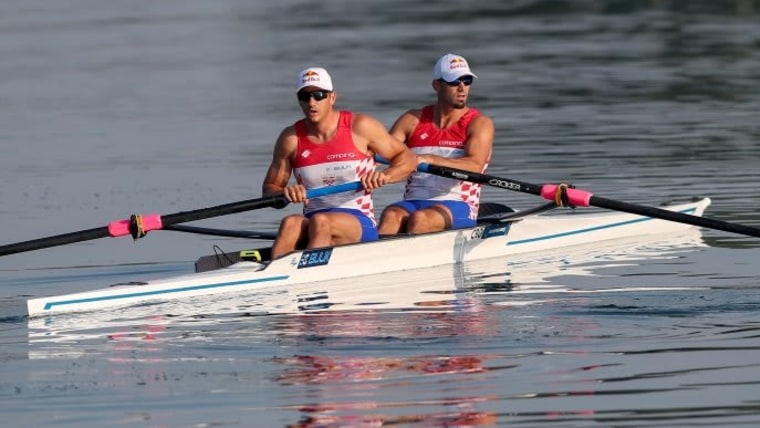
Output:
[326,152,357,160]
[439,139,464,147]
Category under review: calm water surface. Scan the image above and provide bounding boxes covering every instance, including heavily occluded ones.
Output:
[2,1,760,426]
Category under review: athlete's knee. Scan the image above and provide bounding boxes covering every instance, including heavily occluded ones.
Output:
[273,215,308,258]
[407,210,447,234]
[280,214,307,231]
[308,212,332,230]
[380,206,407,222]
[379,206,409,233]
[385,205,408,215]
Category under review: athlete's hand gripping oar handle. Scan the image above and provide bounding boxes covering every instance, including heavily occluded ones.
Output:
[418,163,760,239]
[0,181,363,257]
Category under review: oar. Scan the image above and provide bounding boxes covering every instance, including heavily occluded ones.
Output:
[162,225,277,240]
[417,163,760,238]
[0,181,362,257]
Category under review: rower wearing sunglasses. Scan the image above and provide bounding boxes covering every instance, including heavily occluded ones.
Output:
[378,53,495,235]
[263,67,416,259]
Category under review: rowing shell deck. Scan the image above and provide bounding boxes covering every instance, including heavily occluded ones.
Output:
[26,198,711,317]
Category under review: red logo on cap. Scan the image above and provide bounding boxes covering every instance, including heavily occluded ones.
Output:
[449,57,467,70]
[302,70,320,83]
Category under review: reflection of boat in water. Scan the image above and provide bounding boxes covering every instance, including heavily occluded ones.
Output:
[27,225,708,360]
[462,226,709,295]
[274,354,497,427]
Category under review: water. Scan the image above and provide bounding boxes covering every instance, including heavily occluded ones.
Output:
[2,0,760,426]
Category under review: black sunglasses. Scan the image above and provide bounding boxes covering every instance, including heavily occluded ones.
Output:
[439,76,474,87]
[297,90,331,102]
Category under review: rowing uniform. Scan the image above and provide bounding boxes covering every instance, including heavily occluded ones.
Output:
[292,110,378,241]
[392,105,487,228]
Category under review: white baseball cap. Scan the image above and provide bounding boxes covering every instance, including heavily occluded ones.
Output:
[433,53,478,82]
[296,67,334,92]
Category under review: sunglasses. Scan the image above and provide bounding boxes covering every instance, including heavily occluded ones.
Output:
[297,90,331,102]
[439,76,474,87]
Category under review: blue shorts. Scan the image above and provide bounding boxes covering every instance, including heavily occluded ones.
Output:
[305,208,379,242]
[387,200,476,229]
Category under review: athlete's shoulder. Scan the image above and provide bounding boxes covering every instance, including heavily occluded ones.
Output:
[274,123,299,152]
[468,106,490,119]
[470,112,494,126]
[393,107,426,126]
[277,123,298,140]
[467,107,493,123]
[350,112,385,130]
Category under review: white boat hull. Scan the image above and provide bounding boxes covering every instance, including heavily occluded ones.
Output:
[26,198,711,317]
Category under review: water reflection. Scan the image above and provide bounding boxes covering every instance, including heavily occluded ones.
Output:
[267,305,605,425]
[281,356,499,427]
[271,308,498,427]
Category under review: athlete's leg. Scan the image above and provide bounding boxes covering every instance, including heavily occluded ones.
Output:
[378,206,410,234]
[271,214,309,259]
[407,201,475,234]
[377,201,416,234]
[307,211,365,248]
[406,205,453,234]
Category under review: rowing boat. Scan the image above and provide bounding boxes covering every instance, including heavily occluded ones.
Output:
[27,225,708,355]
[26,197,711,317]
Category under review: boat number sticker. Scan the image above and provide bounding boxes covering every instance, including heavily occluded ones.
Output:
[297,248,333,269]
[483,223,510,238]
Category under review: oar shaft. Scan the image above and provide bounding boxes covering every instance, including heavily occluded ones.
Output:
[421,163,543,196]
[418,163,760,239]
[163,225,277,240]
[0,181,363,257]
[160,196,285,227]
[0,227,110,257]
[589,195,760,238]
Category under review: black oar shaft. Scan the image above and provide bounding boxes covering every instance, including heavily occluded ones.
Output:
[590,195,760,238]
[0,196,285,257]
[420,163,760,239]
[160,196,285,227]
[0,227,110,257]
[0,181,363,257]
[163,225,277,240]
[423,164,541,195]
